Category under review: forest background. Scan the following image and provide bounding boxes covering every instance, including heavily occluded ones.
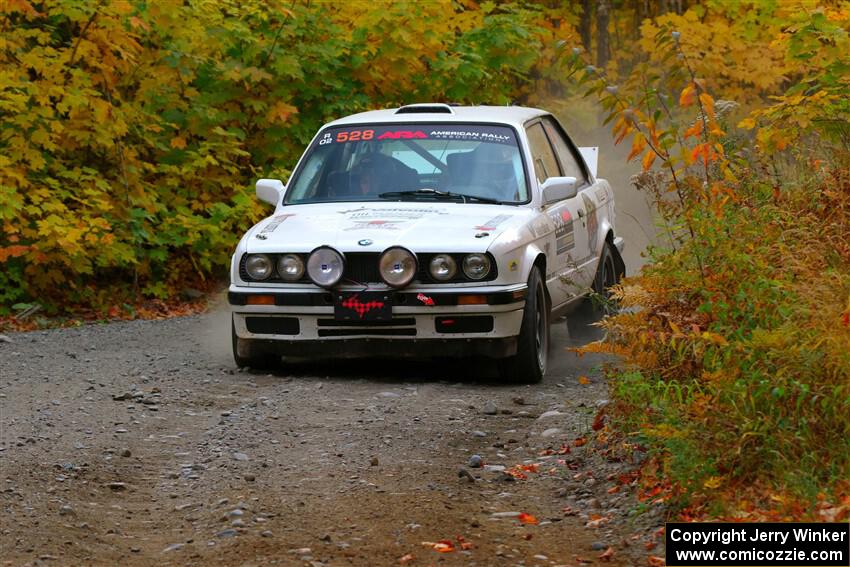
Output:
[1,0,848,522]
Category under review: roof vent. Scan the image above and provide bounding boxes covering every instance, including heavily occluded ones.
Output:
[395,103,455,115]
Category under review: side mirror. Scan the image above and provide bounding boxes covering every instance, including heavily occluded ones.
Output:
[541,176,578,205]
[256,179,284,207]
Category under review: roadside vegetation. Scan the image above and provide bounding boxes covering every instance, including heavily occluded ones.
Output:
[2,0,848,521]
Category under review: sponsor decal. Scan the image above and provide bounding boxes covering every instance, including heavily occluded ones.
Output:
[429,130,513,144]
[259,214,296,234]
[530,217,551,239]
[341,207,446,220]
[549,208,575,255]
[334,129,375,142]
[582,193,599,254]
[595,186,608,202]
[474,214,511,231]
[416,293,435,306]
[377,130,428,140]
[341,295,385,319]
[509,260,519,272]
[343,220,402,231]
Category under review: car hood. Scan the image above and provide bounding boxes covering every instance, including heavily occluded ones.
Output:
[245,201,534,254]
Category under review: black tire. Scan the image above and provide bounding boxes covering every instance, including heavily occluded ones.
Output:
[593,240,619,300]
[499,266,548,384]
[231,317,279,370]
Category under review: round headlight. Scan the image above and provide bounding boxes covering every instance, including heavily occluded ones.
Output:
[245,254,273,281]
[428,254,457,281]
[379,247,417,288]
[306,246,345,287]
[276,254,305,281]
[462,253,492,280]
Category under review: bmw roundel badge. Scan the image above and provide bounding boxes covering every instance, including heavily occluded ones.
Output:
[358,239,373,246]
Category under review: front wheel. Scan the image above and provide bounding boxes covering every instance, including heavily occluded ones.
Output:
[231,317,279,370]
[499,266,548,384]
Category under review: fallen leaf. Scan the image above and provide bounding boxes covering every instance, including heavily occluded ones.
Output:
[578,375,591,384]
[599,547,615,561]
[421,540,454,553]
[648,555,666,566]
[575,555,593,564]
[518,513,539,525]
[399,553,414,563]
[592,410,605,431]
[574,437,587,447]
[586,516,610,528]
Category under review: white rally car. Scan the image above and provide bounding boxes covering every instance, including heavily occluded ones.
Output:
[229,104,625,382]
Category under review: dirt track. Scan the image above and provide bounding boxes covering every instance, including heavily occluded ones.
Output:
[0,303,666,566]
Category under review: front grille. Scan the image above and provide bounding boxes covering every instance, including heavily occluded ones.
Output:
[318,328,416,337]
[317,317,416,327]
[342,253,382,284]
[245,316,300,335]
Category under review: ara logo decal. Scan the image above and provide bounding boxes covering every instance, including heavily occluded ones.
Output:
[416,293,435,306]
[377,130,428,140]
[341,295,385,318]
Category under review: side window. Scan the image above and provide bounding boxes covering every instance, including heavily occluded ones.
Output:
[525,122,561,183]
[542,118,588,183]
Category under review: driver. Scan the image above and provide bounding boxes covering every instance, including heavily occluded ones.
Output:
[350,154,381,196]
[474,144,520,201]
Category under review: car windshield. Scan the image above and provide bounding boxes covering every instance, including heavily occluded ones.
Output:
[284,123,528,204]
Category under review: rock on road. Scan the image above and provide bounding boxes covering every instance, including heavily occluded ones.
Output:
[0,304,666,566]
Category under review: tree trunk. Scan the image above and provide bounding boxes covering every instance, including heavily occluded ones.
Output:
[596,0,610,69]
[580,0,592,52]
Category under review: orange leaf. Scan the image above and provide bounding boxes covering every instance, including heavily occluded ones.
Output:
[648,555,666,566]
[627,133,647,161]
[679,84,696,107]
[683,121,703,139]
[0,245,29,262]
[518,513,539,525]
[641,150,656,170]
[574,437,587,447]
[599,547,615,562]
[578,375,590,384]
[699,92,715,119]
[170,136,187,149]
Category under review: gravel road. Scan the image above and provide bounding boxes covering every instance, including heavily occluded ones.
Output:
[0,302,666,566]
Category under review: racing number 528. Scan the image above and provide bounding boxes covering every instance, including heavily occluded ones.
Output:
[336,130,374,142]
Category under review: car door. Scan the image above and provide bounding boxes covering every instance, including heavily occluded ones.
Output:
[525,121,587,309]
[541,117,597,291]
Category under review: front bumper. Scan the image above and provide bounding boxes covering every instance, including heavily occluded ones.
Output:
[229,283,527,358]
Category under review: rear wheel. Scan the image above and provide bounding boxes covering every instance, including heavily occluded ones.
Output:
[231,317,279,370]
[499,266,547,384]
[567,241,621,337]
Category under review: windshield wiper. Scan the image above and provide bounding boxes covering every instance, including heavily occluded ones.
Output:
[378,188,502,205]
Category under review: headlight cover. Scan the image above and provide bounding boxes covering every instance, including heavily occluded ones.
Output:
[245,254,273,281]
[307,246,345,287]
[428,254,457,281]
[462,253,492,280]
[379,247,417,288]
[276,254,305,281]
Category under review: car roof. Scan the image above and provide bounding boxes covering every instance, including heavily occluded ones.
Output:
[325,104,550,129]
